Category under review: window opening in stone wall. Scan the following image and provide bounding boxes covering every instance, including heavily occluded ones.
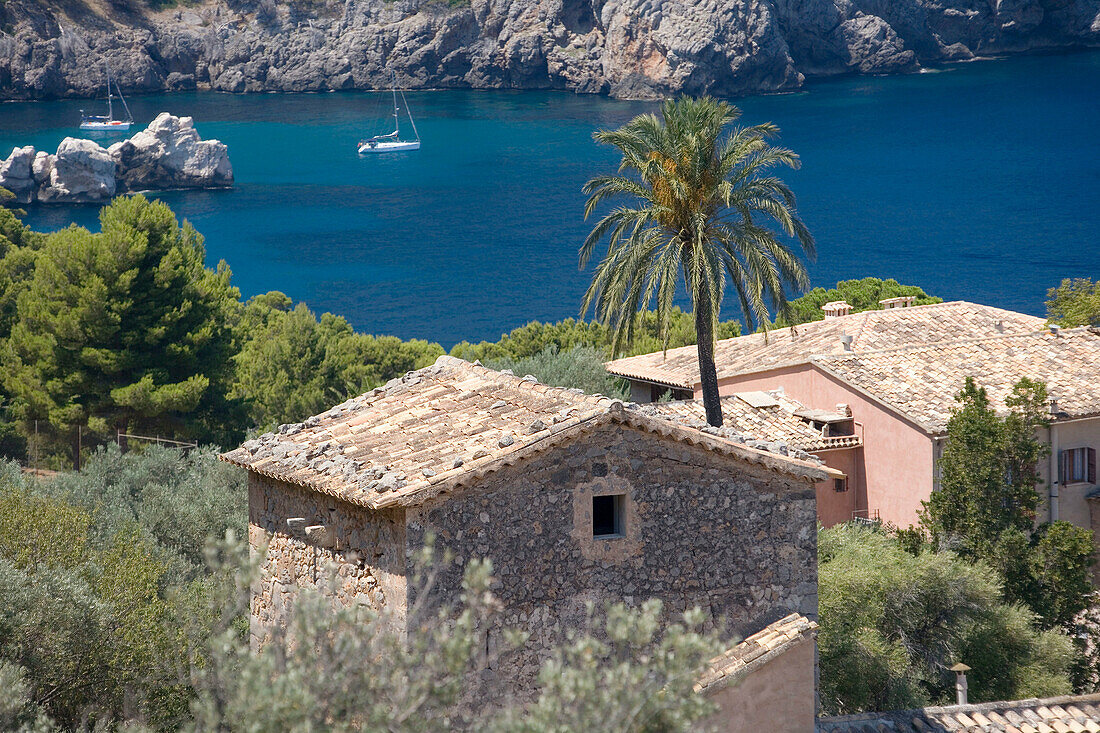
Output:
[593,494,625,538]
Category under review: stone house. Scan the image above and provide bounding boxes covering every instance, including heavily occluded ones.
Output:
[605,301,1100,532]
[637,391,863,527]
[221,355,831,710]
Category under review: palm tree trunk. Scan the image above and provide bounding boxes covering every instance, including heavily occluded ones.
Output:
[693,295,723,427]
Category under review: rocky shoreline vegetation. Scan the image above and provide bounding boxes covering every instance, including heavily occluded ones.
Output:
[0,0,1097,101]
[0,113,232,204]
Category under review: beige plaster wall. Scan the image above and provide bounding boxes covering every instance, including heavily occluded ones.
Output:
[1048,418,1100,529]
[699,635,817,732]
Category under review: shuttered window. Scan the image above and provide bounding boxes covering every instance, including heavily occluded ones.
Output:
[1060,447,1097,485]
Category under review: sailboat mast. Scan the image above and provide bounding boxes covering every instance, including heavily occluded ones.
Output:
[391,72,400,137]
[105,59,113,120]
[400,88,419,143]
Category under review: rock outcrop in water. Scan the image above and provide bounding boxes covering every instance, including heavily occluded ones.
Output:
[0,113,233,204]
[0,0,1097,101]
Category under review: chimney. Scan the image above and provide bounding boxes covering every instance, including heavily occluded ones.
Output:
[1050,398,1059,416]
[822,301,852,319]
[840,334,853,351]
[950,663,970,705]
[1050,324,1062,336]
[836,403,851,417]
[879,296,916,309]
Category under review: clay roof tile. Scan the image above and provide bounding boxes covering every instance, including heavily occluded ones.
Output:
[606,301,1044,389]
[221,356,830,510]
[818,694,1100,733]
[812,327,1100,433]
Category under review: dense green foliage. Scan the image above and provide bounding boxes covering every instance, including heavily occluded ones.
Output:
[777,277,941,327]
[0,447,245,729]
[1046,278,1100,328]
[1,196,244,463]
[450,307,741,363]
[44,444,246,580]
[818,524,1074,715]
[581,96,813,426]
[0,449,723,730]
[186,547,722,732]
[919,377,1095,632]
[0,196,752,465]
[486,345,627,398]
[232,292,443,429]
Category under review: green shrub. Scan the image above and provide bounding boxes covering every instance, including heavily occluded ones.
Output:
[777,277,940,327]
[819,524,1074,715]
[486,345,627,398]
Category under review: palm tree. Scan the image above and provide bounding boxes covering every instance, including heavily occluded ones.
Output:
[580,96,814,427]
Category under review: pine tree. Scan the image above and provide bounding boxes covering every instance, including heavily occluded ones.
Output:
[924,378,1043,555]
[921,377,1094,633]
[2,195,245,464]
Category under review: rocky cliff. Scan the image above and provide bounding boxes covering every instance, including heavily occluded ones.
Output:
[1,0,1097,100]
[0,113,232,203]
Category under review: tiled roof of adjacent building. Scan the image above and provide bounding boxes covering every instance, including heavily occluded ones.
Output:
[813,327,1100,434]
[604,302,1045,390]
[696,613,817,693]
[220,356,831,510]
[817,693,1100,732]
[639,392,862,454]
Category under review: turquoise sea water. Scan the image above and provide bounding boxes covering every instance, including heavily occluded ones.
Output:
[2,52,1098,347]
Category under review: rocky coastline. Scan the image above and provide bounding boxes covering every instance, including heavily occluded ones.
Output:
[0,113,233,204]
[0,0,1097,101]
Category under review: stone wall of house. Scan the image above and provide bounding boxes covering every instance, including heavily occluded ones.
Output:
[405,424,818,698]
[248,473,407,646]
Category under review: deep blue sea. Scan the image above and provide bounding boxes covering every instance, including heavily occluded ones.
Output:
[2,52,1098,347]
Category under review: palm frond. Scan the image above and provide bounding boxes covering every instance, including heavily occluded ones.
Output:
[581,95,814,371]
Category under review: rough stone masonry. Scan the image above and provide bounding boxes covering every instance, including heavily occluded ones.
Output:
[243,406,818,700]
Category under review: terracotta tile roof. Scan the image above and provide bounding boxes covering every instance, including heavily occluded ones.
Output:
[812,327,1100,433]
[639,392,862,455]
[817,693,1100,732]
[696,613,817,693]
[605,302,1045,390]
[220,356,830,510]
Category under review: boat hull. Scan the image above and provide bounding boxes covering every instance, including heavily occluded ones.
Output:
[358,140,420,154]
[80,121,131,131]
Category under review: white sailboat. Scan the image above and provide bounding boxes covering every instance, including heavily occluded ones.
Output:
[79,59,133,132]
[358,73,420,154]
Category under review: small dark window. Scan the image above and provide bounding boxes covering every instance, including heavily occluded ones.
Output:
[834,477,848,493]
[827,419,855,437]
[593,494,625,538]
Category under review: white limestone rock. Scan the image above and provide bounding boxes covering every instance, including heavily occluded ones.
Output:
[37,138,116,203]
[110,112,233,191]
[3,0,1100,102]
[0,145,38,203]
[840,14,919,73]
[32,151,53,184]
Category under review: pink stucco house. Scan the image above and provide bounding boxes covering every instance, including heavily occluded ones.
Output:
[607,301,1100,537]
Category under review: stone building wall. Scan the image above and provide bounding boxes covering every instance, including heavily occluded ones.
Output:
[248,473,407,646]
[404,424,818,697]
